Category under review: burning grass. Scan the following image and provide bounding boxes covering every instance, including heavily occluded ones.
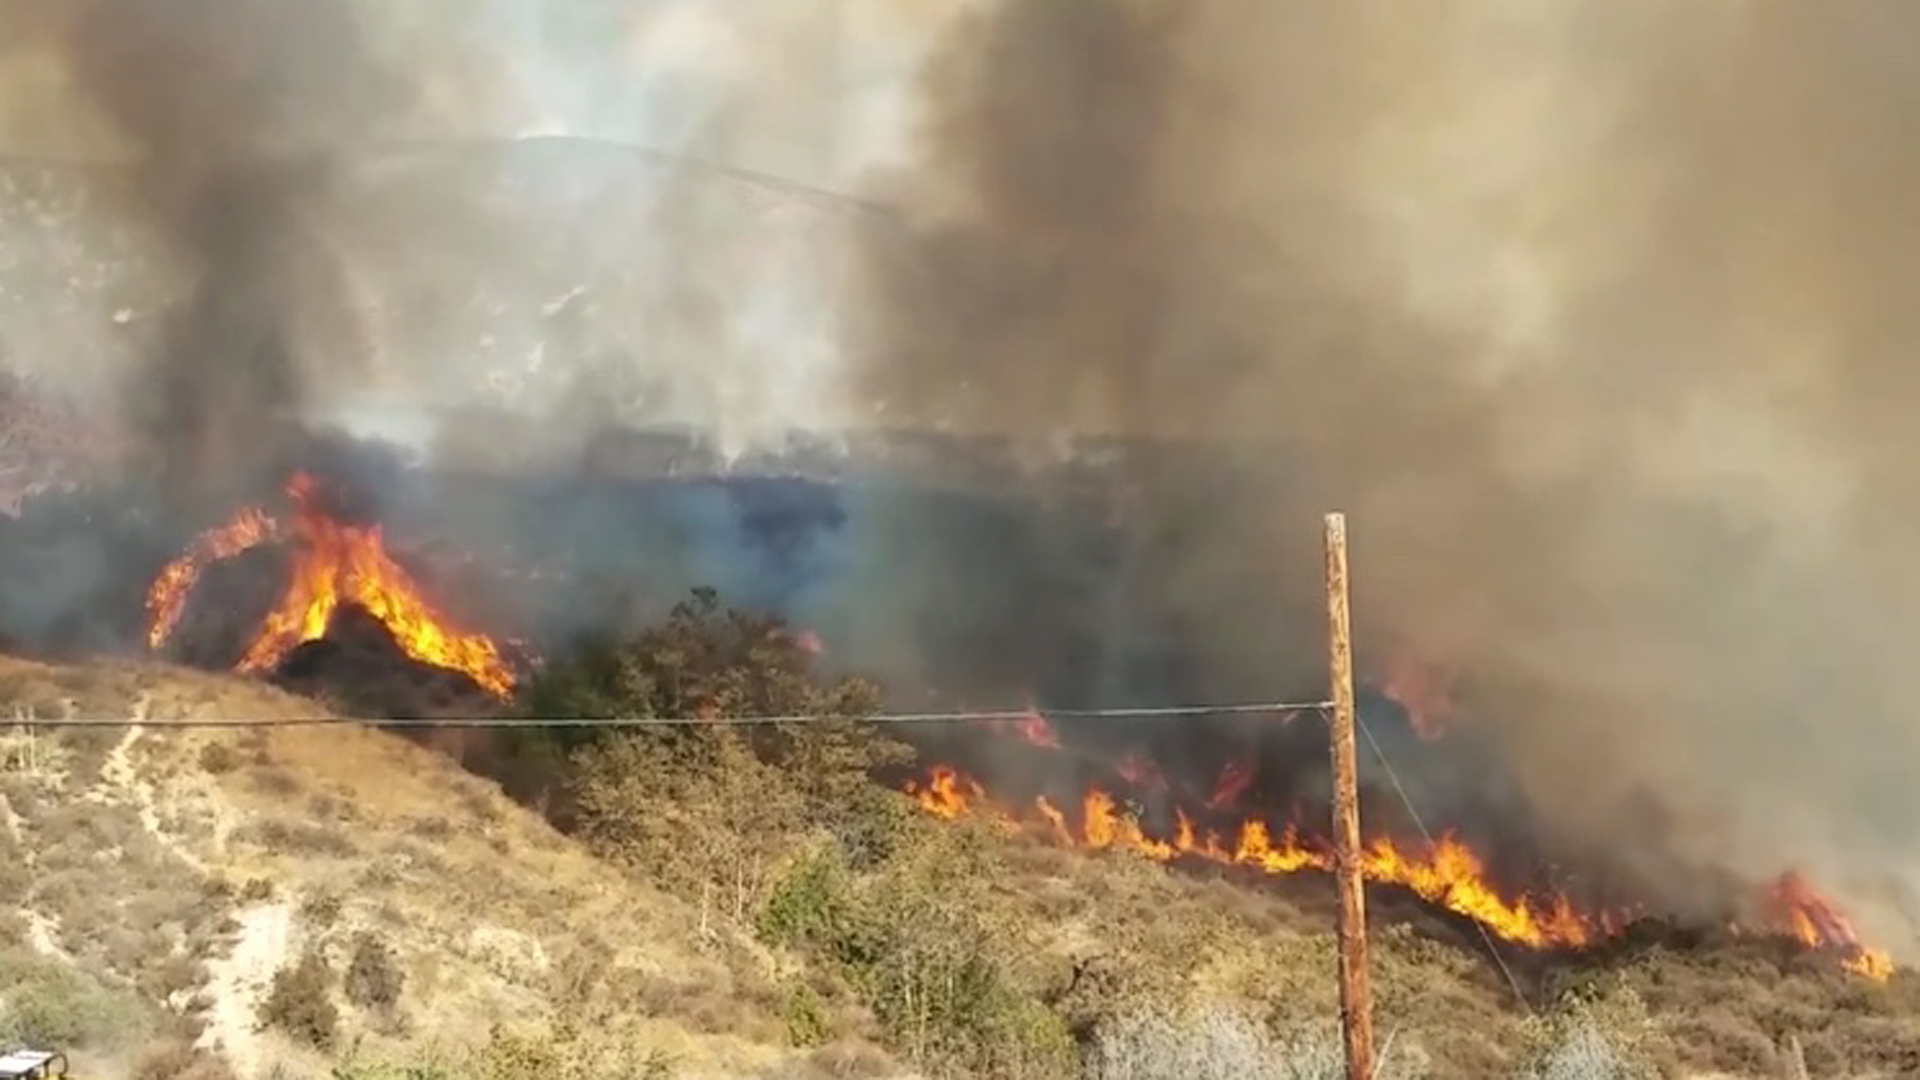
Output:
[900,748,1894,983]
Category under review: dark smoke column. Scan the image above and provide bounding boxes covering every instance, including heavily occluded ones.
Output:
[136,169,312,514]
[54,0,412,515]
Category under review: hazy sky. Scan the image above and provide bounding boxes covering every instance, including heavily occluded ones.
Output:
[0,0,946,179]
[0,0,965,446]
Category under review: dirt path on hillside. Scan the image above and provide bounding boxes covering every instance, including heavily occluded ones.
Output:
[99,700,214,875]
[199,900,295,1080]
[102,701,291,1077]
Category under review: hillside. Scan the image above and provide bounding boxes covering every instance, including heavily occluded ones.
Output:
[0,655,821,1079]
[3,654,1920,1079]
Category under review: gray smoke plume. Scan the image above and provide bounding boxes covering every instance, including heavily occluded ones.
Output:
[24,0,419,515]
[844,0,1920,943]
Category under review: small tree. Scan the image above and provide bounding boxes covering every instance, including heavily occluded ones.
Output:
[522,589,910,913]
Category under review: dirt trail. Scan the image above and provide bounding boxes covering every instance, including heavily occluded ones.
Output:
[102,696,287,1074]
[199,900,296,1080]
[99,699,214,874]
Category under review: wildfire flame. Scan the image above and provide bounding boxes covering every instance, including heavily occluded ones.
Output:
[146,472,516,697]
[908,763,1592,948]
[145,507,279,648]
[902,762,1894,979]
[1765,872,1894,980]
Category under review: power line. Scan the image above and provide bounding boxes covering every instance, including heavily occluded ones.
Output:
[1,699,1330,730]
[0,135,897,218]
[1354,711,1534,1013]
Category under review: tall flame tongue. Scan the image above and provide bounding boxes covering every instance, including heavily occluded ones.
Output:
[147,472,516,697]
[145,507,279,648]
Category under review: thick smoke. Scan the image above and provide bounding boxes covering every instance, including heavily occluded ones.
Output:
[845,0,1920,942]
[0,0,424,514]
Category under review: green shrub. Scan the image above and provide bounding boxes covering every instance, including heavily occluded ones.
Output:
[782,983,834,1048]
[758,848,858,954]
[514,589,1070,1074]
[545,591,911,918]
[1518,986,1662,1080]
[756,837,1075,1077]
[0,951,150,1048]
[460,1022,677,1080]
[521,590,905,821]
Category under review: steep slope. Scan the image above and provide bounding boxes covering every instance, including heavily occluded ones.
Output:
[0,654,855,1079]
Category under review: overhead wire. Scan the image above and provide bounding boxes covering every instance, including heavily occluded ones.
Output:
[0,699,1332,729]
[1352,709,1536,1012]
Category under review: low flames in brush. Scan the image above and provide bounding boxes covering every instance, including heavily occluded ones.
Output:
[145,472,516,697]
[134,475,1892,982]
[902,708,1893,981]
[1766,873,1894,980]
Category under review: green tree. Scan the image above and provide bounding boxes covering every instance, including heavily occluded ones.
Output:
[522,589,909,912]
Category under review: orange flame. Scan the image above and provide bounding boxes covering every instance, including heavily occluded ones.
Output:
[1765,872,1893,981]
[903,765,985,821]
[147,472,516,698]
[908,763,1595,948]
[145,507,279,648]
[902,764,1894,976]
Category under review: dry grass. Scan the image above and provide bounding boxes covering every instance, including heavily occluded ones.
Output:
[0,654,803,1078]
[4,653,1920,1078]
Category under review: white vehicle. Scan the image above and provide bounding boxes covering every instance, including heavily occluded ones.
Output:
[0,1050,68,1080]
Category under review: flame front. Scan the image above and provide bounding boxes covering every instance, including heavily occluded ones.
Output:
[906,764,1595,948]
[147,473,516,697]
[901,762,1893,977]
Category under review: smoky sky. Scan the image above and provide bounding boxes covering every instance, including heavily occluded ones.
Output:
[0,0,419,515]
[1,0,1917,945]
[844,0,1920,941]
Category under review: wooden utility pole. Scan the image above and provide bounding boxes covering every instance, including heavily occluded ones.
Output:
[1324,512,1375,1080]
